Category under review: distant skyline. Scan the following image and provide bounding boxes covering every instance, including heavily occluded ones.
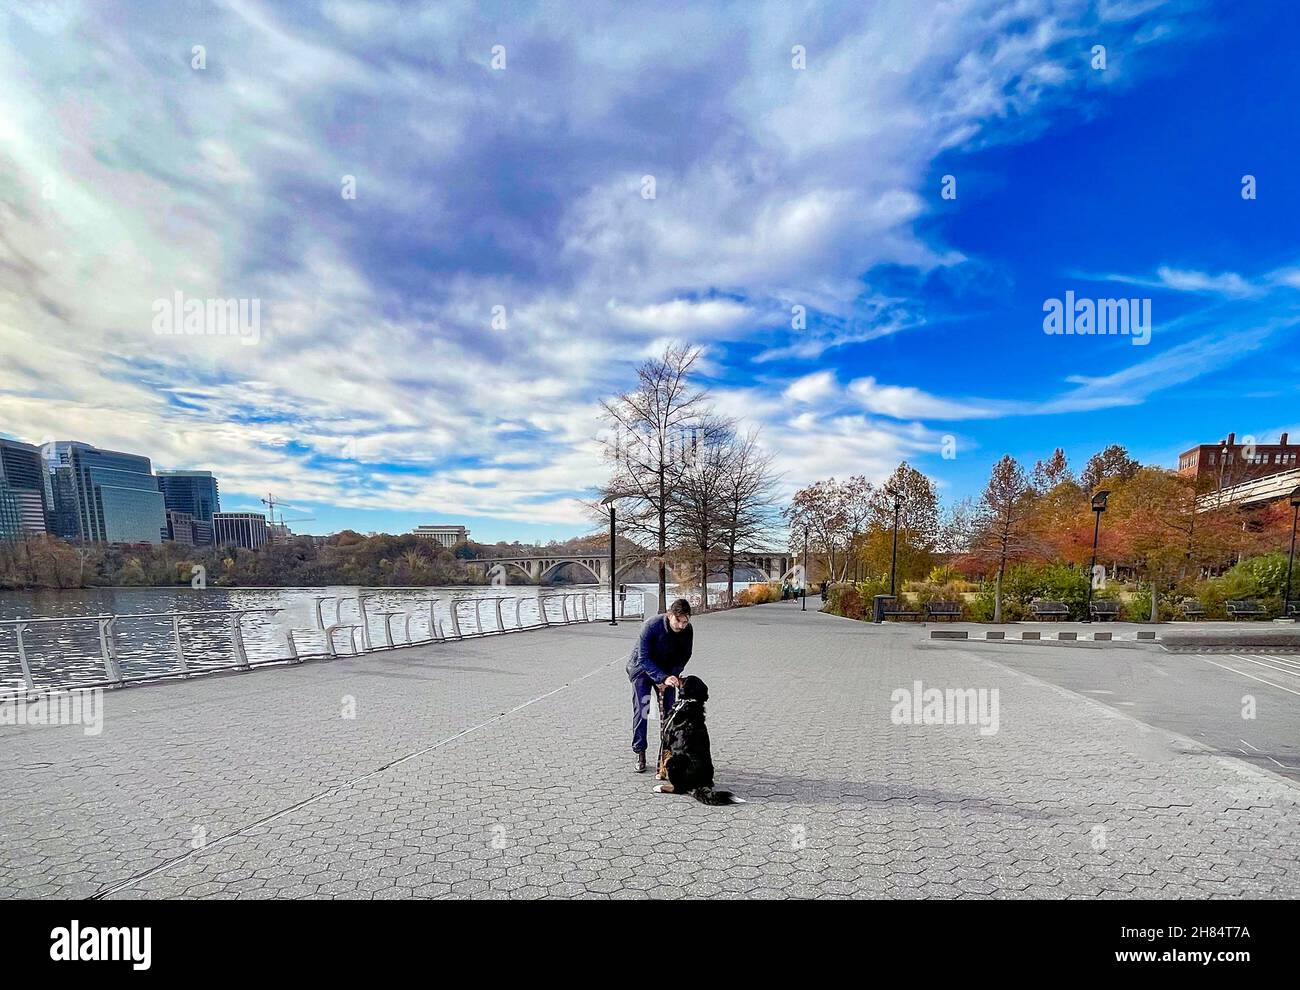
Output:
[2,1,1297,544]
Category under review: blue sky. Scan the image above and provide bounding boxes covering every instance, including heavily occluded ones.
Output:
[1,0,1296,543]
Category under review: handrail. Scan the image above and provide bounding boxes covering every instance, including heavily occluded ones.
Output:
[0,591,648,697]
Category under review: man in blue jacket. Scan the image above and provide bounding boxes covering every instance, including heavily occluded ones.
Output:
[626,598,693,773]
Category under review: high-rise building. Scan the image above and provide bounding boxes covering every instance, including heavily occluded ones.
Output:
[40,441,167,545]
[0,438,48,537]
[213,511,269,550]
[0,484,23,542]
[157,470,221,523]
[412,524,471,548]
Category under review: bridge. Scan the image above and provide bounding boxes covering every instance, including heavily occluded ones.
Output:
[1197,466,1300,511]
[467,549,795,585]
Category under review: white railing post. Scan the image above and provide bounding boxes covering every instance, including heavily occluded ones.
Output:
[494,597,506,633]
[357,594,373,651]
[13,622,35,693]
[449,600,463,639]
[229,614,250,670]
[171,614,189,676]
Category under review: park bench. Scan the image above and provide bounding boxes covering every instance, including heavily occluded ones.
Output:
[883,603,923,621]
[1179,599,1205,620]
[924,601,962,621]
[1288,601,1300,618]
[1088,600,1120,622]
[1226,599,1266,620]
[1029,600,1069,621]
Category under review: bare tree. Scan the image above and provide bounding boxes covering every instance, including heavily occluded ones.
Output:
[597,343,711,613]
[839,475,874,581]
[670,418,736,611]
[716,428,781,602]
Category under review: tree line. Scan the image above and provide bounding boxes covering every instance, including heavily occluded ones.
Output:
[0,531,483,590]
[789,444,1297,620]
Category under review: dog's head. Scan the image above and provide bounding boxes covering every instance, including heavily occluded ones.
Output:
[679,675,709,703]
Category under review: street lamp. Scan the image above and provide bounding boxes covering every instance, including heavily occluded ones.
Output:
[1083,490,1109,623]
[802,526,808,611]
[1283,486,1300,620]
[600,493,620,626]
[888,488,901,598]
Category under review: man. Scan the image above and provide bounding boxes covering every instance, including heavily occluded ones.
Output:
[625,598,693,773]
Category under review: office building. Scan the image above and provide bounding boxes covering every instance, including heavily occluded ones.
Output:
[165,509,197,547]
[0,438,48,536]
[0,484,23,541]
[412,524,471,548]
[213,511,269,550]
[157,470,221,523]
[40,441,167,545]
[1178,432,1299,490]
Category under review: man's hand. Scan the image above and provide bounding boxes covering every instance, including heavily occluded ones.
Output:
[663,675,682,689]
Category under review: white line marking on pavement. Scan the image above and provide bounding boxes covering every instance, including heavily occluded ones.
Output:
[1228,654,1300,680]
[1239,739,1259,751]
[1190,655,1300,698]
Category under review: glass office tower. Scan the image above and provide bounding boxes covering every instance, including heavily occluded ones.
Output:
[157,471,221,539]
[0,438,48,536]
[40,441,167,545]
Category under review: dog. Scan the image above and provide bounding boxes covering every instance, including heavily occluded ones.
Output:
[652,675,743,805]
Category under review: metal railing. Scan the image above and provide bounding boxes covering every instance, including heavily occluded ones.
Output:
[0,589,646,698]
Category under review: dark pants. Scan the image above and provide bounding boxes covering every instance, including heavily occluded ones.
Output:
[631,675,676,754]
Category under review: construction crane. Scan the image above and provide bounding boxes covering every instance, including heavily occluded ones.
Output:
[260,493,315,544]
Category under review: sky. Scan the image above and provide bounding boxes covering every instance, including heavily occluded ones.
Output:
[1,0,1297,543]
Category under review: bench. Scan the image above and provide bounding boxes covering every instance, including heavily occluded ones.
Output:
[1179,599,1205,620]
[883,604,923,621]
[1088,600,1120,622]
[924,601,962,621]
[1226,599,1266,620]
[1287,601,1300,618]
[1030,600,1069,621]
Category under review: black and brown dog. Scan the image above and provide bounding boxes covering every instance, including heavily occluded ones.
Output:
[652,675,742,805]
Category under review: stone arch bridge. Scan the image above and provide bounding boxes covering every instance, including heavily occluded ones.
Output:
[467,550,794,586]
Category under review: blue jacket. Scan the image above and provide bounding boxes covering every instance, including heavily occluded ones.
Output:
[625,614,693,684]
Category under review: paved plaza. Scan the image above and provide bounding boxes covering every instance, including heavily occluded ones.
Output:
[2,602,1298,899]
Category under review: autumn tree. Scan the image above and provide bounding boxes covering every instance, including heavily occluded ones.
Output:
[784,478,848,583]
[860,463,941,585]
[1080,444,1140,493]
[972,456,1037,622]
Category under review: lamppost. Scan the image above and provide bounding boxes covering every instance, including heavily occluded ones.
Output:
[888,488,901,598]
[1283,486,1300,620]
[1083,490,1110,623]
[801,526,808,611]
[600,493,620,626]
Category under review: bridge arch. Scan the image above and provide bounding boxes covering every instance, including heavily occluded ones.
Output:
[537,559,602,584]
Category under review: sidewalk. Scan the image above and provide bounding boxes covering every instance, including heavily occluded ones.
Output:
[2,602,1297,898]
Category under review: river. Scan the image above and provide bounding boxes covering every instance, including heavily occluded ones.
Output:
[0,580,759,693]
